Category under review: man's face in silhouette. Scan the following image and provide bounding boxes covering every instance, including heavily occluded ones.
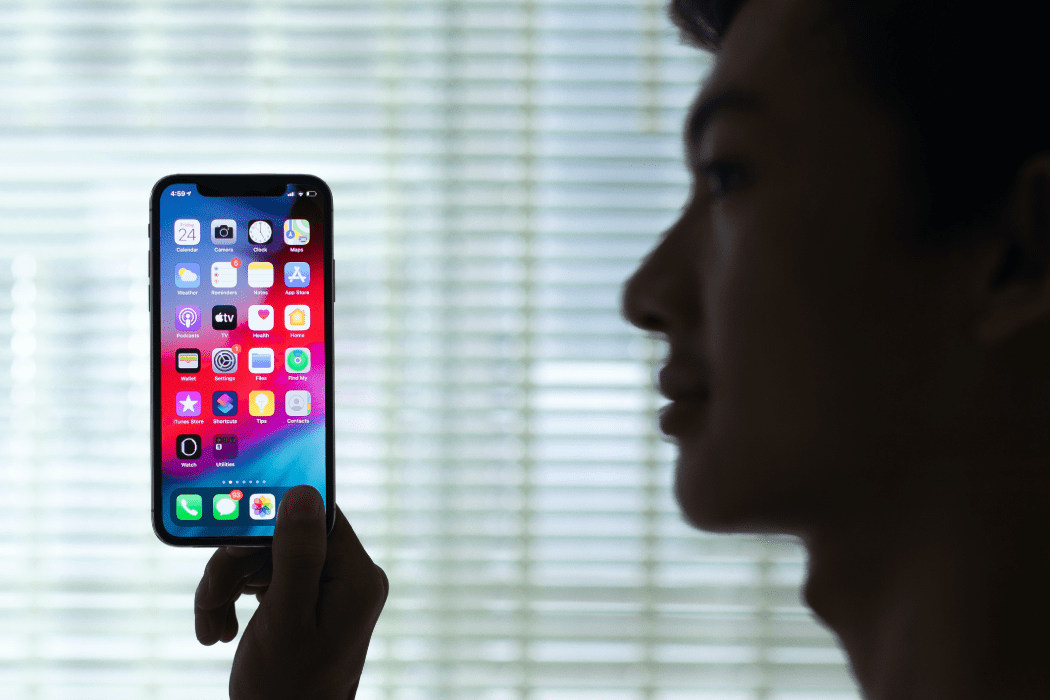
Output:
[623,0,971,533]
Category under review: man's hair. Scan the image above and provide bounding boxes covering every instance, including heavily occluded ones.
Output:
[671,0,1050,249]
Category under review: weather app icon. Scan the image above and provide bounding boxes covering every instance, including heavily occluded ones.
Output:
[174,263,200,288]
[175,305,201,331]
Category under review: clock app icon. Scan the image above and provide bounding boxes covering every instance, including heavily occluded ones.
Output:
[248,220,273,244]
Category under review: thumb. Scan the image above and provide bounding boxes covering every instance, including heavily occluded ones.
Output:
[264,485,327,626]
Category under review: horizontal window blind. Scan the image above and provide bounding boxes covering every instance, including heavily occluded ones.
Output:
[0,1,860,698]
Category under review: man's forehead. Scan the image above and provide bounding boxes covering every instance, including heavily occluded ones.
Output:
[691,0,852,129]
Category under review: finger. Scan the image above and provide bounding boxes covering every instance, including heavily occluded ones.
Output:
[195,548,269,645]
[263,484,328,626]
[318,506,389,627]
[196,548,270,612]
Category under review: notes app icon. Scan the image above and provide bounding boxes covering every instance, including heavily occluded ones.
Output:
[247,261,274,288]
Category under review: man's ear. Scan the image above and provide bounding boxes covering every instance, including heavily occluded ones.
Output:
[976,154,1050,344]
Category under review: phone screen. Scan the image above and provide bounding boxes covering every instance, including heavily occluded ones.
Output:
[150,175,334,544]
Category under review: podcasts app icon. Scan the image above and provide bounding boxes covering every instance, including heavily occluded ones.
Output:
[174,305,201,332]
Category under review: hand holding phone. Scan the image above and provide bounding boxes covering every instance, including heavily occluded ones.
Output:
[195,485,388,699]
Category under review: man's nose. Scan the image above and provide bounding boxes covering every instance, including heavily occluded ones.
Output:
[621,214,698,336]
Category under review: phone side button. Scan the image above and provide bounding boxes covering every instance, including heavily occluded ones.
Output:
[332,259,336,302]
[147,283,150,312]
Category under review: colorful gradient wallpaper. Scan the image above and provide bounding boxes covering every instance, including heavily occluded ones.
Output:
[155,182,329,538]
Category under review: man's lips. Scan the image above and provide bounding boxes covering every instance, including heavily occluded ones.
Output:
[657,364,710,402]
[656,362,710,436]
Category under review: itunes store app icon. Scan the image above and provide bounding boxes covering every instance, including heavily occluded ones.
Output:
[175,305,201,331]
[248,305,274,331]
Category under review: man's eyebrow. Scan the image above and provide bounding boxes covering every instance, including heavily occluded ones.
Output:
[687,88,763,144]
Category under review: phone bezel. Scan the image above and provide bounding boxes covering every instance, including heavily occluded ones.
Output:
[150,174,337,546]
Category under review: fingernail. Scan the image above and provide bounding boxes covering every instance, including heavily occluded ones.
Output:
[280,485,324,521]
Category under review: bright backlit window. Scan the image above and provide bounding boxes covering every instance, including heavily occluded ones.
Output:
[0,2,858,698]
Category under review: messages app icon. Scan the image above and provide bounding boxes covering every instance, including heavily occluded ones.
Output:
[213,494,239,520]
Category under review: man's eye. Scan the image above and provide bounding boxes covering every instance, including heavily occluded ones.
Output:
[700,160,750,197]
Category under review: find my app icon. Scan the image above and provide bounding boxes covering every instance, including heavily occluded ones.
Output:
[285,347,311,373]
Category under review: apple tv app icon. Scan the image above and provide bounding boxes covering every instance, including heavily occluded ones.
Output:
[212,305,237,330]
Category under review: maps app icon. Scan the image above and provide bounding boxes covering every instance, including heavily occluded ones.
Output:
[284,219,310,245]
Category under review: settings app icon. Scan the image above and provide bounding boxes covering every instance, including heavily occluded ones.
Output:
[212,348,238,373]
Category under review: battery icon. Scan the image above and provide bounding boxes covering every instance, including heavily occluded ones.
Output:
[306,191,317,197]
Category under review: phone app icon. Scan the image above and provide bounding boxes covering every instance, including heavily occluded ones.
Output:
[175,263,200,288]
[284,219,310,245]
[213,493,239,520]
[211,261,237,288]
[175,305,201,331]
[212,391,238,416]
[249,390,275,416]
[284,262,310,288]
[176,348,201,373]
[285,347,310,373]
[248,262,274,288]
[212,348,238,373]
[285,390,311,416]
[176,390,202,417]
[174,219,201,246]
[176,434,202,459]
[212,305,237,330]
[176,494,203,520]
[248,305,274,331]
[213,434,238,459]
[211,219,237,245]
[248,220,273,245]
[248,493,276,520]
[249,347,275,374]
[284,305,311,330]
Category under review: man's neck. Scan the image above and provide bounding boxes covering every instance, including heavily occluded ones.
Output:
[799,477,1050,700]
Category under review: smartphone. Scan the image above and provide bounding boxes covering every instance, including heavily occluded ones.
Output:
[150,174,335,545]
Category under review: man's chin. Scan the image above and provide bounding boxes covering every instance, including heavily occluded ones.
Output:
[673,452,803,535]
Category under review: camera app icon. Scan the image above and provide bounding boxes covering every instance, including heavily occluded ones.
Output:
[211,219,237,245]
